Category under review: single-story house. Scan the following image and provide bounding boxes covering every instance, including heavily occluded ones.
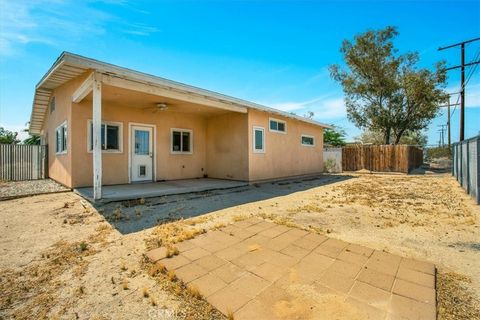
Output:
[29,52,330,200]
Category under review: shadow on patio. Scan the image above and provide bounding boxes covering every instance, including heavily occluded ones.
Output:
[94,174,353,234]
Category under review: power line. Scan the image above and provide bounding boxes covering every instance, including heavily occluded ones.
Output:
[439,37,480,141]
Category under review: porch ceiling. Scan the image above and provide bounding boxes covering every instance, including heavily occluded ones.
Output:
[83,84,232,116]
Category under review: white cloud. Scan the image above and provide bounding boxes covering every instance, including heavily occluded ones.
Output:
[0,0,159,56]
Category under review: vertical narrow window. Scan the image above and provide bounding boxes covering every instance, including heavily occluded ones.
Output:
[55,121,67,154]
[171,129,192,154]
[49,97,55,114]
[253,127,265,153]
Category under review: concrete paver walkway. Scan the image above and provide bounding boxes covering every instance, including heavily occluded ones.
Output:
[147,218,436,320]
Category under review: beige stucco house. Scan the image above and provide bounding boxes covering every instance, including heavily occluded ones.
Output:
[29,52,330,200]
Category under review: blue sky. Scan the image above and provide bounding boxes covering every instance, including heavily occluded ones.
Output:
[0,0,479,145]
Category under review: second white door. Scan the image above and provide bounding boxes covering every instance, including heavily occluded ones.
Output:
[131,125,153,182]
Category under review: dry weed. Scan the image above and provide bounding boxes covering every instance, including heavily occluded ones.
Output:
[437,272,480,320]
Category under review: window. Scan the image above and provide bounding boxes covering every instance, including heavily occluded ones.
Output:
[49,97,55,114]
[55,121,67,154]
[253,126,265,153]
[171,129,192,154]
[301,135,315,147]
[269,118,286,133]
[88,120,122,152]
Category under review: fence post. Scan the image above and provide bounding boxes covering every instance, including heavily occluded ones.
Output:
[477,137,480,204]
[466,140,470,195]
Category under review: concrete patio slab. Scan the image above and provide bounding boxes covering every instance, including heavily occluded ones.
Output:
[74,178,248,202]
[146,219,437,320]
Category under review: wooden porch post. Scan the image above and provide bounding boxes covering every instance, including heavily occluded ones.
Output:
[92,73,102,200]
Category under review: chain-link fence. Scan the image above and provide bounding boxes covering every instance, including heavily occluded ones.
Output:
[452,135,479,204]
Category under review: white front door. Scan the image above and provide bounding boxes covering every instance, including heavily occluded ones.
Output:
[131,125,154,182]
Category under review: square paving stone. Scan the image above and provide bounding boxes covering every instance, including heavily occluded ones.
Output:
[365,252,401,276]
[399,258,435,275]
[388,294,436,320]
[146,247,168,262]
[215,243,250,261]
[234,284,290,320]
[396,266,435,288]
[349,281,391,311]
[207,285,252,314]
[392,279,436,305]
[357,267,395,292]
[189,273,227,297]
[211,262,247,284]
[344,243,374,257]
[337,250,369,266]
[258,224,290,238]
[313,240,348,258]
[182,247,211,261]
[251,262,288,282]
[294,233,328,251]
[174,240,196,252]
[345,297,387,320]
[174,262,209,283]
[194,254,227,271]
[229,273,271,298]
[324,259,363,279]
[281,244,310,260]
[160,254,190,270]
[317,269,356,294]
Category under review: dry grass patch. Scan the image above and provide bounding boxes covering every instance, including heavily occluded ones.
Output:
[437,272,480,320]
[145,220,207,250]
[0,239,98,319]
[142,258,225,320]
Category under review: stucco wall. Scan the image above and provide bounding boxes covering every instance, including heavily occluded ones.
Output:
[206,113,249,180]
[71,101,208,188]
[41,75,90,187]
[247,109,324,181]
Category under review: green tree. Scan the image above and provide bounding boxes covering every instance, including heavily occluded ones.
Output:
[330,26,448,144]
[0,127,20,144]
[324,126,346,146]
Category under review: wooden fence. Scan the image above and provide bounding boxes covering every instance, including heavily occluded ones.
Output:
[342,145,423,173]
[0,144,48,181]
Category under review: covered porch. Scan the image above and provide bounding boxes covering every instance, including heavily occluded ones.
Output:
[74,178,248,203]
[71,65,249,200]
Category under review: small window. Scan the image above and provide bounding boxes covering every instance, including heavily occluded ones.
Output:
[139,165,146,177]
[49,97,55,114]
[269,118,286,133]
[171,129,192,154]
[301,135,315,147]
[55,121,67,154]
[88,121,122,152]
[253,127,265,153]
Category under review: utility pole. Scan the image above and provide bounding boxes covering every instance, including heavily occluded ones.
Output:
[438,125,447,146]
[439,37,480,141]
[447,99,451,148]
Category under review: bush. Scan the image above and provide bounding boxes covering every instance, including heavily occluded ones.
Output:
[425,147,451,161]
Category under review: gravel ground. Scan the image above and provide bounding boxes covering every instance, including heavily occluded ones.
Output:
[0,179,69,200]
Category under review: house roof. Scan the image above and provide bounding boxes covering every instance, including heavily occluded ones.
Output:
[29,52,332,134]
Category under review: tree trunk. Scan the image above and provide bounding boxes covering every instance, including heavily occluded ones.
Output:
[384,128,391,144]
[394,128,406,144]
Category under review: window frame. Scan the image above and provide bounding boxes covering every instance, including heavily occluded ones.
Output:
[253,126,265,154]
[301,134,316,147]
[170,128,193,154]
[87,120,123,153]
[55,121,68,155]
[269,118,287,134]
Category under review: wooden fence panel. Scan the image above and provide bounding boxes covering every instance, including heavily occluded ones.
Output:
[342,145,423,173]
[0,144,48,181]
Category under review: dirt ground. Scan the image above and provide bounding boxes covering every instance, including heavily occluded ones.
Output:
[1,172,479,319]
